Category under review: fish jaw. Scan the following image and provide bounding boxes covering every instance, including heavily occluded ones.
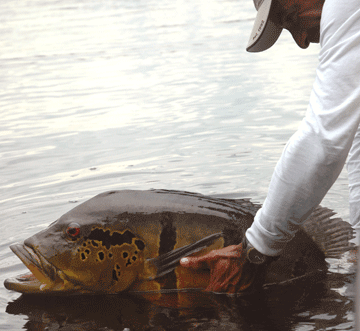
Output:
[4,243,78,294]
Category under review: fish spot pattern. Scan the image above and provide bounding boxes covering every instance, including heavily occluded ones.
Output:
[78,240,110,263]
[86,228,145,251]
[112,264,122,282]
[135,240,145,251]
[112,269,118,281]
[79,244,92,261]
[78,230,145,286]
[82,227,145,283]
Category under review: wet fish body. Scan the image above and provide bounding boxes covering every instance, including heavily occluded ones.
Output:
[4,189,354,295]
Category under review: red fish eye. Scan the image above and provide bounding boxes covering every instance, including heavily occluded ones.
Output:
[66,223,81,238]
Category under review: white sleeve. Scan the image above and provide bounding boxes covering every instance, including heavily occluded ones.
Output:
[246,0,360,256]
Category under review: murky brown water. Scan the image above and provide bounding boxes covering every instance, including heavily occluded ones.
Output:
[0,0,355,330]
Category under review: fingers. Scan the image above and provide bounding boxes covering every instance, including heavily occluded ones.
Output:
[205,250,248,293]
[180,245,244,270]
[180,244,259,294]
[180,256,208,269]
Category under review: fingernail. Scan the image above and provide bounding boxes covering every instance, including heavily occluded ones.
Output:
[180,257,189,265]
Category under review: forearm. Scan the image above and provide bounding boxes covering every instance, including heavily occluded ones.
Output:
[246,121,352,256]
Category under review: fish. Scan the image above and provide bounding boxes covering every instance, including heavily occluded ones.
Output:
[4,189,355,295]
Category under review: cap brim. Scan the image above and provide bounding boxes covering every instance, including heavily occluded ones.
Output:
[246,0,283,52]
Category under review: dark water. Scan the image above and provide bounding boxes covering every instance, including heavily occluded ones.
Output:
[0,0,355,330]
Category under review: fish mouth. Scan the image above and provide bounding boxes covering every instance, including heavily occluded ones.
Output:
[4,243,67,294]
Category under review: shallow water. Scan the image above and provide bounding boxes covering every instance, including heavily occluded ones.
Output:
[0,0,355,330]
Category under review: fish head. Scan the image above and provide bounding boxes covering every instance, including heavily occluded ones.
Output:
[5,211,146,295]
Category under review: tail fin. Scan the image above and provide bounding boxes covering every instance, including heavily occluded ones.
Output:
[302,205,355,258]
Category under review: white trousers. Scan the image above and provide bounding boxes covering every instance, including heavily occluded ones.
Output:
[348,124,360,245]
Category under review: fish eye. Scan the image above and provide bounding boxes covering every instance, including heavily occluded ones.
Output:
[66,223,81,238]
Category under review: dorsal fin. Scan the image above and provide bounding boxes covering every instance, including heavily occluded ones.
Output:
[301,205,355,258]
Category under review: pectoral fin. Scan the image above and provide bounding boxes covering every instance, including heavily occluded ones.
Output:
[144,232,223,280]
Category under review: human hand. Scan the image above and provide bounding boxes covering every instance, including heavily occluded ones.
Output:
[180,244,258,294]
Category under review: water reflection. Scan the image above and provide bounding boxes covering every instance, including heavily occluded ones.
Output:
[5,272,354,331]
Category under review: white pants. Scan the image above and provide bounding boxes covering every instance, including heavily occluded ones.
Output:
[348,124,360,245]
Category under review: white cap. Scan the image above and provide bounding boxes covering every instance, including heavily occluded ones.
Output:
[246,0,283,52]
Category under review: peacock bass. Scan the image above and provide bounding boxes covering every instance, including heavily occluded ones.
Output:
[4,189,354,295]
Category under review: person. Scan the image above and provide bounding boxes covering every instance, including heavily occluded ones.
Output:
[180,0,360,293]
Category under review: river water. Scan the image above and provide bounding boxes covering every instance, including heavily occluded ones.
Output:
[0,0,356,330]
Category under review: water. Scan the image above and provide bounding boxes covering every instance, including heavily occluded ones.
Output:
[0,0,355,330]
